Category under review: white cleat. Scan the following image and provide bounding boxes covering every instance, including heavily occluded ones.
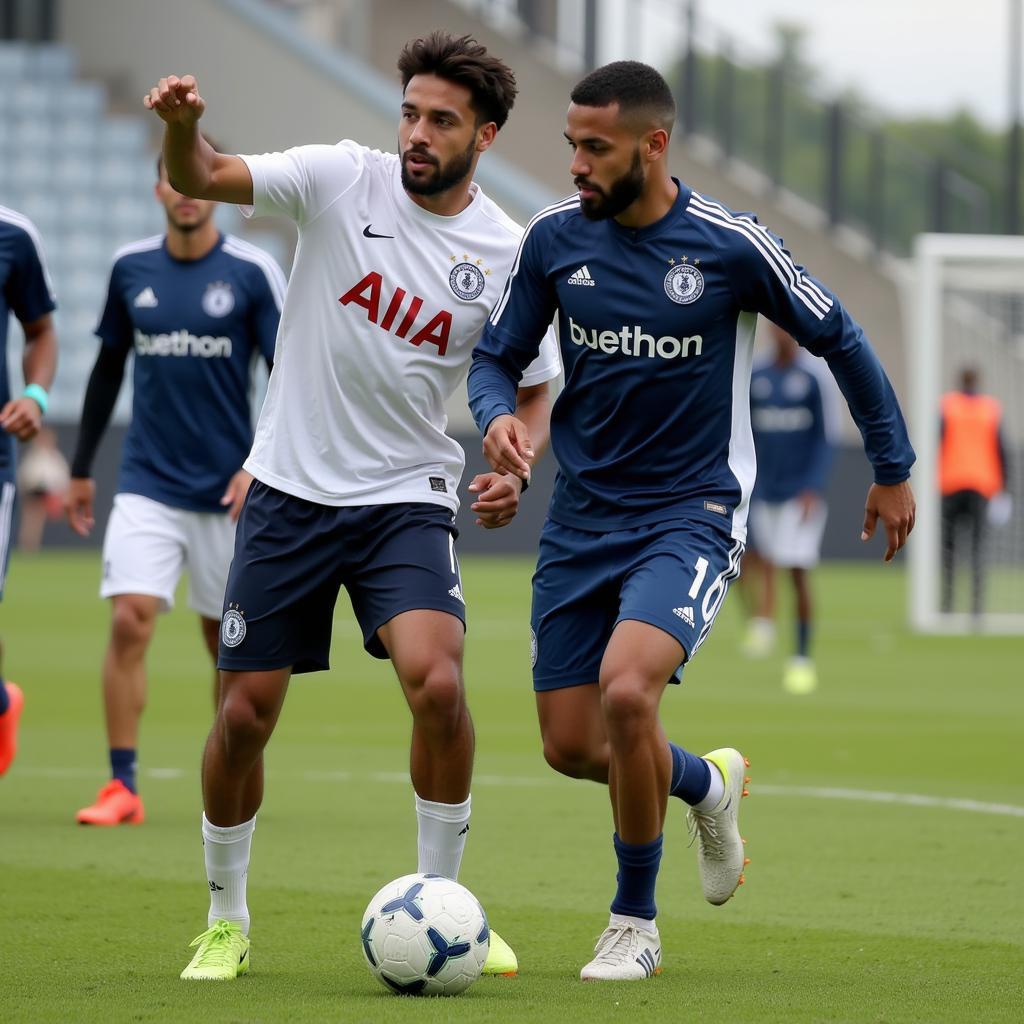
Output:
[580,918,661,981]
[687,747,751,905]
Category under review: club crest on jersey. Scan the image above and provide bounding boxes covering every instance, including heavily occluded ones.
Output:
[221,606,246,648]
[449,261,486,301]
[202,281,235,317]
[664,264,704,305]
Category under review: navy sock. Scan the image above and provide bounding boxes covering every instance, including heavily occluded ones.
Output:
[0,678,8,716]
[797,621,811,657]
[610,833,663,920]
[110,748,137,794]
[668,742,711,804]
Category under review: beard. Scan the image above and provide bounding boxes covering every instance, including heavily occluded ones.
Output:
[577,148,645,221]
[401,134,477,197]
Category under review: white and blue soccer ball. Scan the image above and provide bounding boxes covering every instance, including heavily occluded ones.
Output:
[360,873,490,996]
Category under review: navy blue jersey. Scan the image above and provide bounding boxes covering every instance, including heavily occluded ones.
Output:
[469,184,915,538]
[750,352,839,502]
[98,234,284,512]
[0,207,57,479]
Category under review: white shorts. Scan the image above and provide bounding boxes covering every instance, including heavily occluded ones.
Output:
[748,497,827,569]
[100,492,236,618]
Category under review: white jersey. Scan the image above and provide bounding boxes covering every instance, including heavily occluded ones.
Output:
[239,141,561,512]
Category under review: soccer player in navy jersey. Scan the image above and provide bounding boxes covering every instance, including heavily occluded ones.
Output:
[0,206,58,778]
[469,61,916,980]
[66,151,284,827]
[744,322,840,694]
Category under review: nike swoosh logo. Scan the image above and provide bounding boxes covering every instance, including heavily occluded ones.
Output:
[239,950,248,964]
[362,224,394,239]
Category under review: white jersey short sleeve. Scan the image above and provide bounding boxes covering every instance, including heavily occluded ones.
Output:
[236,142,560,513]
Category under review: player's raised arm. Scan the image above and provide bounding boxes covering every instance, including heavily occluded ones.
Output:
[143,75,253,204]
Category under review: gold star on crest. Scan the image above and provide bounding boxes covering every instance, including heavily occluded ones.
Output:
[668,257,676,265]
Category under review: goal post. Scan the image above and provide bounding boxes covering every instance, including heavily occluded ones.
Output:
[908,234,1024,634]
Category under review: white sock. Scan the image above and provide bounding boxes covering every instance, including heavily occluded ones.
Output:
[415,793,471,879]
[609,911,657,934]
[202,813,255,934]
[692,761,726,812]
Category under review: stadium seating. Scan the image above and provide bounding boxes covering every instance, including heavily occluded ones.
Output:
[0,42,284,423]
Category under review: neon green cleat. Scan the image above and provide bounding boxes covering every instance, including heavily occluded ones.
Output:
[180,920,250,980]
[783,656,818,695]
[687,747,751,905]
[481,928,518,976]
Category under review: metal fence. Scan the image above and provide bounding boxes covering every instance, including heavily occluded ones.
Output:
[457,0,1012,256]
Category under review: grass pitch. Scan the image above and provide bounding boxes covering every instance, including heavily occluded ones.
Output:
[1,551,1021,1023]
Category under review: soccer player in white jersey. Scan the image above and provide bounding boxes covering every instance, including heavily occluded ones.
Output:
[0,206,58,778]
[469,61,915,980]
[143,31,560,982]
[66,151,283,826]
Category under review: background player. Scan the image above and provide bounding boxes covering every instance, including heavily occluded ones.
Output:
[65,152,283,825]
[938,365,1010,617]
[143,32,559,981]
[0,205,58,777]
[743,322,839,694]
[469,60,915,981]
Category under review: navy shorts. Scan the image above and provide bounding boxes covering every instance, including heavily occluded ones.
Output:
[218,481,466,674]
[531,515,744,692]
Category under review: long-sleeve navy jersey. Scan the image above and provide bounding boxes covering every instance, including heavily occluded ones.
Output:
[469,183,915,539]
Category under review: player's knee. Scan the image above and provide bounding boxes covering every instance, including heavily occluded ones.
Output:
[110,599,156,651]
[600,675,657,730]
[542,735,600,779]
[409,666,464,729]
[218,690,273,751]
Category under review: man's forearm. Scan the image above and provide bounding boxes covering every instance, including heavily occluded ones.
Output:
[22,318,57,390]
[164,123,215,197]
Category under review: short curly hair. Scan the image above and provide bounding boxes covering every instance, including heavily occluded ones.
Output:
[397,31,517,130]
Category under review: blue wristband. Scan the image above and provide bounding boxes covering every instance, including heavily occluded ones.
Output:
[22,383,48,415]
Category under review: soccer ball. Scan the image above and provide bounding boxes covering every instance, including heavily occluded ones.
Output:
[360,873,489,996]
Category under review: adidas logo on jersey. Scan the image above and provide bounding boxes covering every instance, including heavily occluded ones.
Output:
[569,317,703,361]
[568,265,596,287]
[448,584,465,604]
[133,286,158,308]
[673,606,696,627]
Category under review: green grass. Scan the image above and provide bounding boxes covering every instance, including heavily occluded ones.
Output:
[1,551,1021,1023]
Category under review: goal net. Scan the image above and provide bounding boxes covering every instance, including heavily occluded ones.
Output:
[909,234,1024,633]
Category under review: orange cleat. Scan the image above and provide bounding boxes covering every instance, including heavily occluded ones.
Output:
[76,779,145,825]
[0,682,24,776]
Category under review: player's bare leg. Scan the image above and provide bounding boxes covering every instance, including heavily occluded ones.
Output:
[202,667,291,826]
[536,685,609,783]
[199,615,222,708]
[380,610,473,804]
[77,594,159,824]
[784,568,818,694]
[599,620,676,842]
[380,608,518,976]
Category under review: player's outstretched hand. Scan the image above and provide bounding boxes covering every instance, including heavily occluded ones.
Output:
[143,74,205,126]
[66,477,96,538]
[482,414,533,481]
[221,469,254,522]
[0,396,42,440]
[468,472,523,529]
[861,480,915,562]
